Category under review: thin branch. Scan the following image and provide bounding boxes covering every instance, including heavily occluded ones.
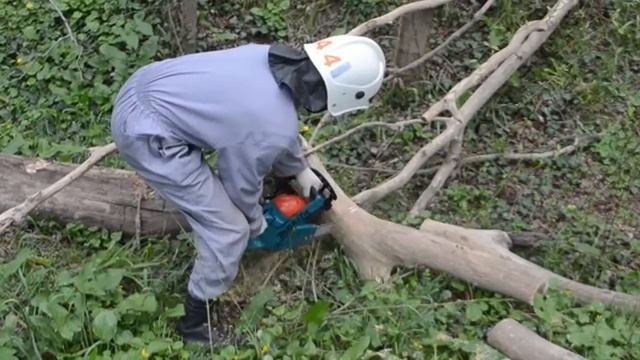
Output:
[48,0,80,50]
[168,0,185,55]
[308,113,331,146]
[260,253,290,288]
[389,0,497,77]
[410,130,464,215]
[305,118,424,155]
[310,241,321,302]
[326,134,596,175]
[349,0,455,36]
[0,143,117,234]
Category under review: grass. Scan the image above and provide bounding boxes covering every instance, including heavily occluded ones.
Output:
[1,0,639,359]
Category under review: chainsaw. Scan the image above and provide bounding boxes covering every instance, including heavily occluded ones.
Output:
[246,169,336,251]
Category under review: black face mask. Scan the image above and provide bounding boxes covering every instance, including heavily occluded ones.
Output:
[268,43,328,113]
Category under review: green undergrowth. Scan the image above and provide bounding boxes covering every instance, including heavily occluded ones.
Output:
[1,0,639,359]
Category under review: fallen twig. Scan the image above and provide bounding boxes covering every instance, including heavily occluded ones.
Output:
[48,0,81,51]
[326,134,597,176]
[306,118,424,155]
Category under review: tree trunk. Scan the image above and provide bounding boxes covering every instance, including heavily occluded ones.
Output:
[181,0,197,53]
[487,318,586,360]
[394,8,434,78]
[0,154,188,237]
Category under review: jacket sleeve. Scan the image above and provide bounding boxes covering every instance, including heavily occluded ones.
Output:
[272,137,309,177]
[216,140,282,232]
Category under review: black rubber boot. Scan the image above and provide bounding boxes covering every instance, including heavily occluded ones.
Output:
[176,293,227,345]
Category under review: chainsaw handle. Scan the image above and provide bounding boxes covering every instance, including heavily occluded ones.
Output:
[310,168,337,210]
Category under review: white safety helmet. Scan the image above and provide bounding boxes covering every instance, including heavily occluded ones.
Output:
[303,35,386,116]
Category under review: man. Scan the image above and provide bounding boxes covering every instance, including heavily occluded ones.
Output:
[110,35,386,344]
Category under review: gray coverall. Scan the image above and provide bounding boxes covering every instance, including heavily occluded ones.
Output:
[110,44,308,300]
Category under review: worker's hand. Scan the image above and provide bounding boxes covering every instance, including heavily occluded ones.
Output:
[295,167,323,198]
[249,215,268,239]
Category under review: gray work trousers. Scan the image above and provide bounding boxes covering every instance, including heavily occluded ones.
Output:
[110,71,249,300]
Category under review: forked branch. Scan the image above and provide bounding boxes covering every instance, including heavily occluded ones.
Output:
[354,0,578,207]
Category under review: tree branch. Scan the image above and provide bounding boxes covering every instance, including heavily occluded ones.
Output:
[487,318,586,360]
[349,0,455,36]
[353,0,577,207]
[410,130,463,215]
[305,118,425,155]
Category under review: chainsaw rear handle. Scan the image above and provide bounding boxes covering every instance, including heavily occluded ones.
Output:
[309,168,337,210]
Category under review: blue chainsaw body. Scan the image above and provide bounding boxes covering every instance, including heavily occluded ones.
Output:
[246,170,336,252]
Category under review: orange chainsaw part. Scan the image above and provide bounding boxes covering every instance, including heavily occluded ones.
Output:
[273,194,308,218]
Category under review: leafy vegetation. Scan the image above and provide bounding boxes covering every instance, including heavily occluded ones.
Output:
[1,0,639,359]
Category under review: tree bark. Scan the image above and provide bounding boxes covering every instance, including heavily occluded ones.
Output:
[487,318,586,360]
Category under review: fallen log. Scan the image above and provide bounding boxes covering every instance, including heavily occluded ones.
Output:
[487,318,586,360]
[0,154,188,237]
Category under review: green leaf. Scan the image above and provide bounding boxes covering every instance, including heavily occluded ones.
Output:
[595,322,617,342]
[0,249,30,278]
[240,287,274,326]
[575,242,600,256]
[22,26,38,40]
[164,304,185,318]
[60,317,82,341]
[147,339,170,354]
[302,301,329,326]
[366,320,382,347]
[568,325,595,346]
[0,347,17,360]
[340,335,370,360]
[86,20,100,32]
[135,20,153,36]
[117,293,158,314]
[99,44,127,61]
[94,269,125,293]
[631,91,640,107]
[115,330,134,345]
[465,302,487,322]
[93,309,118,341]
[120,32,139,50]
[2,133,27,155]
